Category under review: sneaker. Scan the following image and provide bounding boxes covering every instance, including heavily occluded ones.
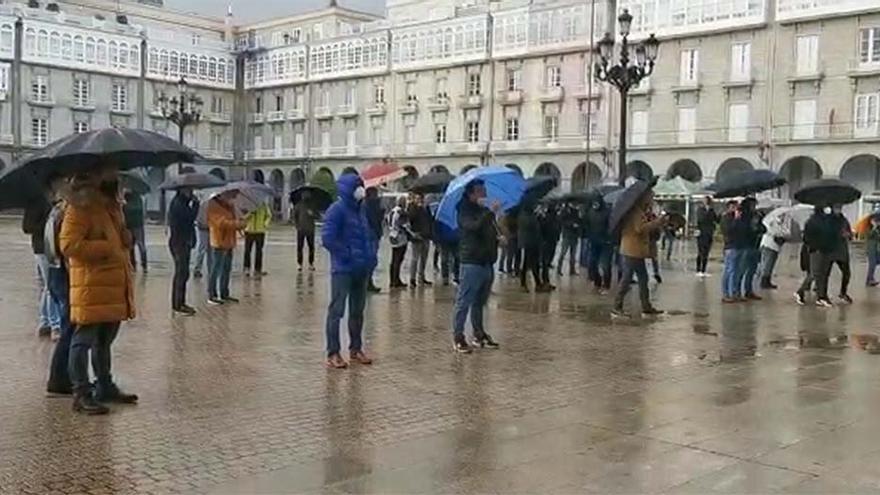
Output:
[610,308,632,319]
[642,307,665,316]
[72,393,109,415]
[839,294,853,304]
[207,298,224,306]
[350,350,373,365]
[868,281,879,287]
[50,328,61,342]
[654,274,663,284]
[298,266,303,273]
[95,384,138,404]
[746,293,763,301]
[325,354,348,369]
[816,298,833,308]
[420,279,433,286]
[472,333,500,349]
[794,292,806,306]
[367,284,381,293]
[696,272,705,278]
[453,339,473,354]
[702,272,712,278]
[222,296,240,304]
[173,306,197,316]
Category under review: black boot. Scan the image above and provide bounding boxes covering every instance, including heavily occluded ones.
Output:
[72,392,109,415]
[95,383,139,404]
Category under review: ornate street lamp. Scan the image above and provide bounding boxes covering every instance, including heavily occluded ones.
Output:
[158,77,203,173]
[595,9,659,186]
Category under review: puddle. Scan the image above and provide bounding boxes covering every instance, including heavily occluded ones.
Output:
[692,323,717,336]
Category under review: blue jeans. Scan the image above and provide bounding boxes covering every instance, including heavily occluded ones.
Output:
[35,254,61,330]
[47,265,74,391]
[453,263,494,338]
[739,248,760,296]
[193,228,211,275]
[208,248,232,299]
[722,248,744,298]
[868,251,879,285]
[325,272,368,356]
[69,322,120,395]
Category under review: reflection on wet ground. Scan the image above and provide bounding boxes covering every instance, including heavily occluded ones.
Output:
[2,220,880,493]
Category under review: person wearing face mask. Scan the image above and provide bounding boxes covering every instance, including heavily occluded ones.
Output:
[60,167,138,415]
[168,187,200,316]
[828,205,853,304]
[321,174,378,369]
[797,205,836,307]
[406,193,434,287]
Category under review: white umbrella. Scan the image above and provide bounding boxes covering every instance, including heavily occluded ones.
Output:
[209,181,275,214]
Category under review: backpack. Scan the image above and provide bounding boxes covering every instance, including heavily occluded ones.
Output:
[44,203,65,267]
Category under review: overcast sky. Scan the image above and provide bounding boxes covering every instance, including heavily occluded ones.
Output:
[164,0,385,24]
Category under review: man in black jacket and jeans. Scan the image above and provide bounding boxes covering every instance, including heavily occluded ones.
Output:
[797,205,836,307]
[168,188,200,316]
[452,180,501,353]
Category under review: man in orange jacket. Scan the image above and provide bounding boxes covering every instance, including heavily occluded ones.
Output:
[207,191,244,305]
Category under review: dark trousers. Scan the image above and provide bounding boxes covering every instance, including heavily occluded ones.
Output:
[171,244,191,309]
[588,242,613,289]
[209,249,233,299]
[128,226,147,270]
[243,233,265,272]
[696,236,712,273]
[614,256,651,311]
[505,238,521,274]
[325,272,368,356]
[557,236,579,275]
[47,265,73,391]
[801,252,830,300]
[440,243,460,283]
[540,241,557,285]
[69,322,120,395]
[297,229,315,267]
[521,246,541,288]
[390,245,407,285]
[832,258,851,297]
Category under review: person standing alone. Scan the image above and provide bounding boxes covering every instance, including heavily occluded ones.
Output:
[207,191,244,305]
[694,197,718,277]
[243,201,271,277]
[611,190,666,319]
[293,193,318,272]
[168,188,199,316]
[322,174,377,369]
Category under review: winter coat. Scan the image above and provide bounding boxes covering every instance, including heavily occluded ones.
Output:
[518,208,541,249]
[293,202,317,233]
[22,200,51,255]
[559,205,581,240]
[829,213,851,262]
[619,204,664,259]
[60,195,135,326]
[458,197,498,265]
[168,193,199,250]
[388,205,409,248]
[244,203,272,234]
[407,204,433,242]
[803,212,836,254]
[695,206,718,240]
[321,174,378,275]
[760,214,789,252]
[364,196,384,240]
[122,193,145,229]
[584,204,612,244]
[207,198,239,250]
[867,225,880,259]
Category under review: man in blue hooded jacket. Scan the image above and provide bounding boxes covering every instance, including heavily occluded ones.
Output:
[321,174,378,369]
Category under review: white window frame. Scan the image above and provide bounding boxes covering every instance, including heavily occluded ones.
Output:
[73,78,90,107]
[730,42,751,81]
[677,107,697,144]
[346,129,357,154]
[505,117,519,141]
[631,110,648,146]
[467,73,481,96]
[435,123,447,144]
[679,49,699,85]
[0,62,9,95]
[506,68,521,91]
[793,99,817,140]
[31,117,48,146]
[728,103,749,143]
[796,35,819,76]
[854,93,879,138]
[32,75,49,102]
[111,83,127,112]
[545,65,561,88]
[294,132,305,156]
[860,28,880,66]
[321,130,330,155]
[466,121,479,143]
[374,84,385,104]
[543,115,559,143]
[73,120,89,134]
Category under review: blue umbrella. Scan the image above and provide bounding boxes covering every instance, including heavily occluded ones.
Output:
[437,166,526,229]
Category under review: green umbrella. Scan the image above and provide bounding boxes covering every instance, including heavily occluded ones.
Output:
[309,170,337,200]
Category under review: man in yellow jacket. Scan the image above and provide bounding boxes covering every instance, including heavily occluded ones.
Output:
[207,191,245,305]
[243,201,271,277]
[60,167,138,415]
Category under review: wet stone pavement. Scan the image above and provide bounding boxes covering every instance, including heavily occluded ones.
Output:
[3,218,880,494]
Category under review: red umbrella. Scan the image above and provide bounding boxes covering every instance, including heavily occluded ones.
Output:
[361,160,407,188]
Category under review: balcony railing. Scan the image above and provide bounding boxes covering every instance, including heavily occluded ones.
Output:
[336,103,359,117]
[498,89,523,106]
[246,148,307,160]
[266,111,286,122]
[628,126,764,147]
[194,148,234,160]
[458,94,483,109]
[771,122,880,143]
[251,113,265,124]
[538,86,564,102]
[287,108,306,121]
[398,100,419,114]
[206,112,232,123]
[314,106,334,119]
[427,95,450,111]
[365,102,387,115]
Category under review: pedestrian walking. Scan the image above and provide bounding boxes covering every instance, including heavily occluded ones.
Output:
[866,217,880,287]
[557,203,580,276]
[452,180,501,353]
[538,204,560,289]
[168,188,199,316]
[321,174,377,369]
[364,187,384,292]
[660,221,676,261]
[585,197,612,291]
[407,194,433,286]
[123,189,147,273]
[829,206,853,304]
[293,194,318,272]
[59,167,138,415]
[611,191,666,318]
[737,198,765,300]
[192,196,210,278]
[797,205,835,307]
[518,203,545,292]
[647,211,663,284]
[23,198,61,339]
[243,201,271,277]
[694,196,718,277]
[721,200,746,303]
[388,197,409,288]
[759,210,789,289]
[207,191,244,305]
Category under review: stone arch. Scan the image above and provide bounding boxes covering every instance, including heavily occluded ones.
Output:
[429,164,451,174]
[779,156,822,199]
[460,164,478,175]
[840,154,880,193]
[666,159,703,182]
[208,167,226,180]
[716,158,753,183]
[571,162,603,192]
[505,163,524,176]
[534,162,561,179]
[626,160,654,181]
[341,166,359,176]
[251,169,265,184]
[289,168,306,189]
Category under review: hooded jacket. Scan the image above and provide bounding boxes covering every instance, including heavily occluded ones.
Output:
[168,192,199,250]
[321,174,378,275]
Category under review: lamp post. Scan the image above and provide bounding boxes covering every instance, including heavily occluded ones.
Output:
[594,10,659,186]
[158,77,203,174]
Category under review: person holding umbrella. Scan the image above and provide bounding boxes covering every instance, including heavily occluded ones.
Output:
[611,181,667,319]
[556,203,580,276]
[123,189,148,273]
[828,205,853,304]
[518,202,546,292]
[694,196,718,277]
[60,166,138,415]
[364,187,384,292]
[206,190,245,305]
[242,200,272,277]
[407,193,434,287]
[293,192,318,272]
[798,205,836,307]
[388,197,410,288]
[538,203,560,289]
[168,187,200,316]
[321,174,377,369]
[736,198,766,301]
[585,195,613,292]
[759,209,790,290]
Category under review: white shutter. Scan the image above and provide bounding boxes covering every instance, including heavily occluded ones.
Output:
[631,110,648,145]
[677,107,696,144]
[273,134,282,157]
[346,129,357,154]
[728,103,749,142]
[796,35,818,75]
[321,130,330,155]
[253,135,263,153]
[731,43,750,81]
[854,94,879,138]
[680,49,698,84]
[793,100,817,140]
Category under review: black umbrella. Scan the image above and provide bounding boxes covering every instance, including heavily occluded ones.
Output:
[592,183,623,196]
[521,176,557,205]
[609,179,655,233]
[160,172,226,191]
[709,169,786,198]
[120,171,151,195]
[794,178,861,205]
[559,190,599,204]
[409,171,453,194]
[289,185,334,211]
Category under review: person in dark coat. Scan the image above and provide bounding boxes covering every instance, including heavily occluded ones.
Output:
[123,190,147,273]
[736,198,766,301]
[556,203,580,276]
[584,197,613,291]
[433,209,460,286]
[538,204,560,289]
[866,216,880,287]
[452,180,501,353]
[694,196,718,276]
[293,194,318,271]
[796,205,836,307]
[364,187,384,293]
[503,213,520,275]
[407,194,433,286]
[828,206,852,304]
[23,197,60,338]
[518,203,545,292]
[721,200,746,302]
[168,188,200,315]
